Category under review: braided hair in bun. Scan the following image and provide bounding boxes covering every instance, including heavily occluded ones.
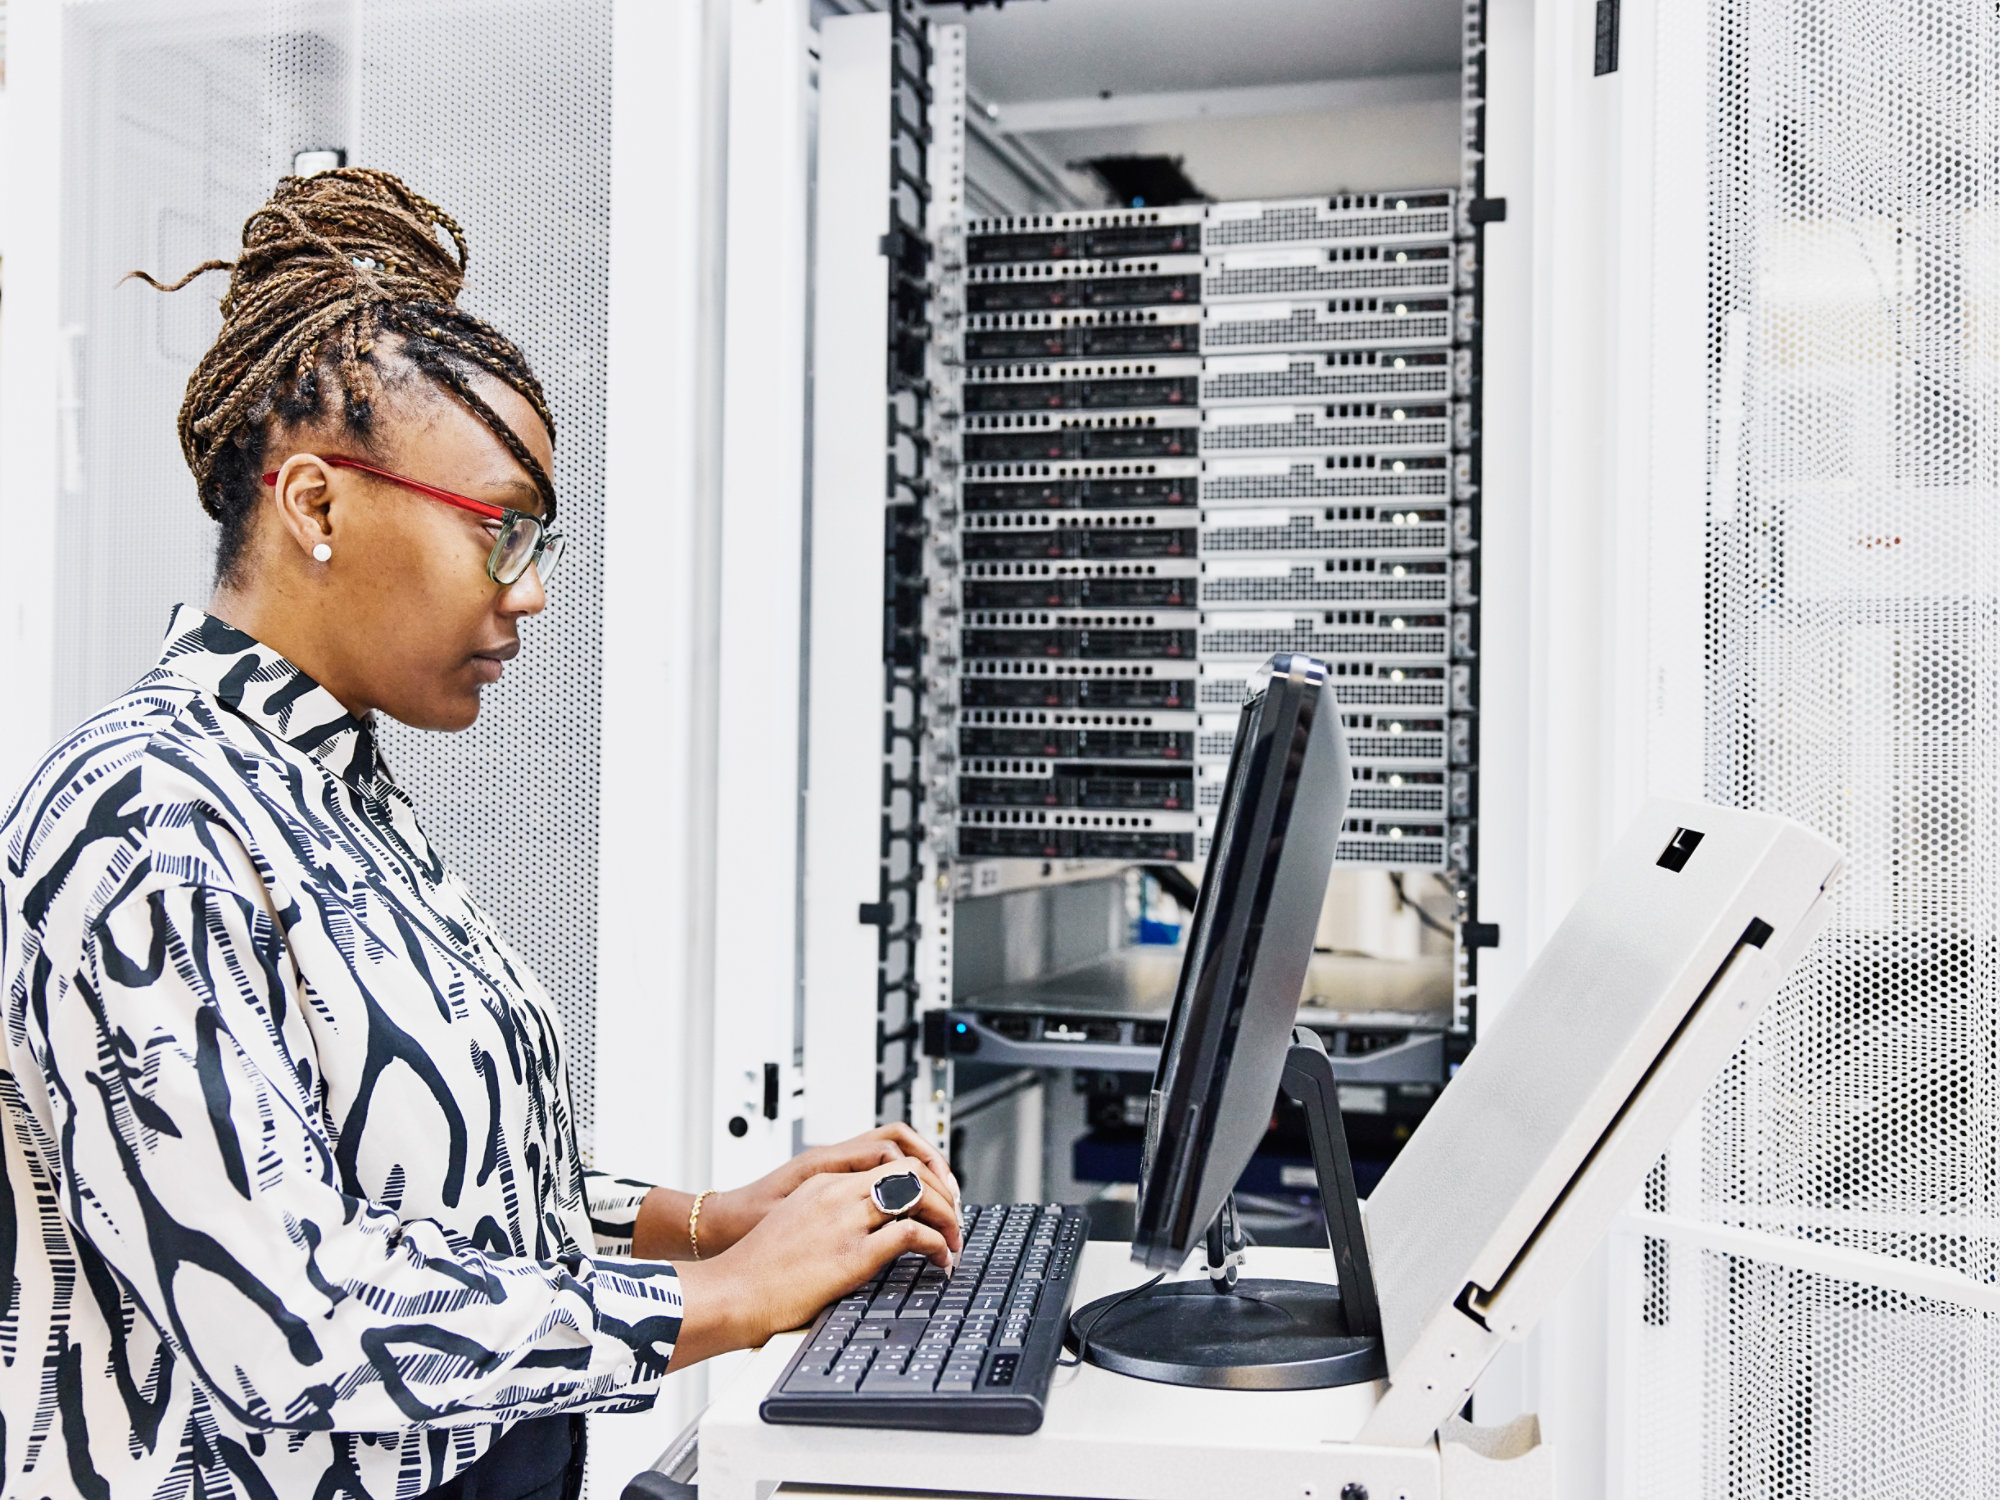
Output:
[131,168,555,583]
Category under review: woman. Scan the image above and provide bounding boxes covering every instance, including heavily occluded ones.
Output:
[0,169,960,1500]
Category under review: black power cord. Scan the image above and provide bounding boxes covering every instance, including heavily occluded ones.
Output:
[1059,1273,1167,1369]
[1389,872,1457,940]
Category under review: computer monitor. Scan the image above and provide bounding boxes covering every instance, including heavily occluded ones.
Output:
[1071,653,1384,1391]
[1132,651,1350,1271]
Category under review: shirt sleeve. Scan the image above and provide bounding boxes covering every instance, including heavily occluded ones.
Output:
[31,877,684,1434]
[584,1172,659,1256]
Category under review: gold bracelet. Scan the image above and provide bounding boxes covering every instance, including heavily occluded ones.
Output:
[688,1189,716,1260]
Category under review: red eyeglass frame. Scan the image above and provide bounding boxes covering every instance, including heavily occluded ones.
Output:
[262,454,563,586]
[261,455,520,524]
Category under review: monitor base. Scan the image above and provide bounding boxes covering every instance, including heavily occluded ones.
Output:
[1069,1277,1387,1390]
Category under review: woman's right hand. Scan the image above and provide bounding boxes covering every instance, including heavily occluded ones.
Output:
[666,1158,962,1369]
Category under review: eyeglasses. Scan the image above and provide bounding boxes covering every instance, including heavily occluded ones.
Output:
[262,455,566,587]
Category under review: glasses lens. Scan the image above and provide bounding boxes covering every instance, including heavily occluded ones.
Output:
[535,532,567,586]
[488,514,541,585]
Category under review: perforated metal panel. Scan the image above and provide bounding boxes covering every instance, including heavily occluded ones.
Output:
[53,0,613,1150]
[1632,0,2000,1488]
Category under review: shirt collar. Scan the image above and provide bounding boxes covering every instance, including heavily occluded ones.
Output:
[156,603,389,788]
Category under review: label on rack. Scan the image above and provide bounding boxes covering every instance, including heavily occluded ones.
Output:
[1204,301,1296,324]
[1202,457,1294,478]
[1203,405,1299,426]
[1202,558,1295,577]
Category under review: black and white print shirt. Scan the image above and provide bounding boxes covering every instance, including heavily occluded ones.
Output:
[0,605,683,1499]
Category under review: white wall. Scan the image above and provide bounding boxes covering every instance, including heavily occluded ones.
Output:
[0,0,61,791]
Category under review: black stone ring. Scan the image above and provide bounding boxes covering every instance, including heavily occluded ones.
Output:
[870,1169,923,1221]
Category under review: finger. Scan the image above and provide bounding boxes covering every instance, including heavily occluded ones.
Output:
[876,1123,958,1196]
[901,1178,964,1255]
[809,1141,900,1177]
[888,1217,954,1271]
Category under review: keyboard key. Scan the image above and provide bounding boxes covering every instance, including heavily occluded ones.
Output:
[784,1366,865,1395]
[861,1364,939,1394]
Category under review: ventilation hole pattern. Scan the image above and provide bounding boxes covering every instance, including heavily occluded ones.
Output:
[1201,578,1448,604]
[1203,369,1451,401]
[1203,476,1450,502]
[1203,420,1450,451]
[1203,264,1452,298]
[1630,0,2000,1488]
[1203,207,1455,247]
[1203,311,1454,348]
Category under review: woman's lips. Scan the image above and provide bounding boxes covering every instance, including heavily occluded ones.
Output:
[472,642,519,683]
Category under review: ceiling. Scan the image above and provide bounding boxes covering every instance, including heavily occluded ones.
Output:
[949,0,1462,103]
[937,0,1464,209]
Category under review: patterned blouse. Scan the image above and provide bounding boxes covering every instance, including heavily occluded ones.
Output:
[0,605,683,1499]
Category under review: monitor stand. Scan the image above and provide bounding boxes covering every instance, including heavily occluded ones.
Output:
[1068,1026,1389,1390]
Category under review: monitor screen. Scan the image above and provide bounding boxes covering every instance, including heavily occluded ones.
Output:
[1132,653,1351,1271]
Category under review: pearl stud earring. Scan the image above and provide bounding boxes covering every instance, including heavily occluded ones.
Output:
[312,544,332,563]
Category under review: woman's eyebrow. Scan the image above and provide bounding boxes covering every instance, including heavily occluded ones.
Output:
[490,476,546,515]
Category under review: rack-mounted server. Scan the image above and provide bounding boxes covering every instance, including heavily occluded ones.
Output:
[931,191,1478,877]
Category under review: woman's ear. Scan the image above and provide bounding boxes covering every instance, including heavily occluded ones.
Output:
[268,454,338,562]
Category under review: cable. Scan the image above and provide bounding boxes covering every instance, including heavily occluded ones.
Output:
[1059,1273,1166,1369]
[1390,872,1457,939]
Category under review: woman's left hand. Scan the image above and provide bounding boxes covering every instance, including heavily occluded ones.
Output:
[699,1123,958,1256]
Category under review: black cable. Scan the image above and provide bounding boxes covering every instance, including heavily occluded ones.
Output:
[1143,864,1201,912]
[1390,872,1457,939]
[1059,1273,1167,1369]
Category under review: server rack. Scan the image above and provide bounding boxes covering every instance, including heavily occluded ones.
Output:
[873,0,1498,1170]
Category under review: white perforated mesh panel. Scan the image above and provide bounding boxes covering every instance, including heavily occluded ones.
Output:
[1632,0,2000,1488]
[54,0,612,1149]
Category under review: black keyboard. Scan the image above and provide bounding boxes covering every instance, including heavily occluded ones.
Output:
[759,1202,1089,1435]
